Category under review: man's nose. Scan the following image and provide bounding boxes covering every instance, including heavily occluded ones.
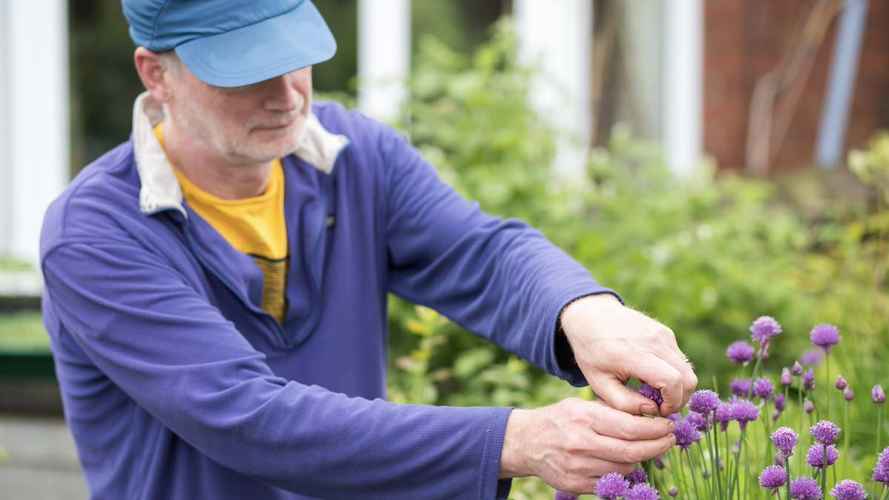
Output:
[264,73,305,112]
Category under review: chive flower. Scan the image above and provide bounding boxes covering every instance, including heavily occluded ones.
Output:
[835,375,848,391]
[731,399,760,430]
[715,401,733,431]
[751,316,782,344]
[626,468,648,485]
[686,412,710,432]
[673,418,701,449]
[792,361,804,376]
[843,387,855,402]
[782,367,793,386]
[731,378,752,398]
[804,399,816,415]
[554,492,577,500]
[803,369,816,391]
[668,486,678,497]
[754,378,775,400]
[810,324,840,353]
[727,341,755,365]
[811,421,841,445]
[829,480,866,500]
[772,427,799,457]
[626,483,660,500]
[801,349,823,367]
[759,465,787,491]
[807,443,839,469]
[595,472,630,500]
[873,384,886,404]
[790,477,822,499]
[775,394,786,412]
[689,389,720,416]
[873,446,889,485]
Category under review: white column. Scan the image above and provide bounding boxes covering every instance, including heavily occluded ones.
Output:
[662,0,702,176]
[2,0,69,266]
[515,0,593,180]
[358,0,410,123]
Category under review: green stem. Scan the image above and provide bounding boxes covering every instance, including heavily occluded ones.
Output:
[879,405,884,458]
[696,441,713,499]
[785,449,792,500]
[798,384,804,474]
[826,355,831,423]
[710,429,724,500]
[686,449,703,499]
[843,400,850,480]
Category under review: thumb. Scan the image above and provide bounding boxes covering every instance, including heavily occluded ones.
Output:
[589,353,684,416]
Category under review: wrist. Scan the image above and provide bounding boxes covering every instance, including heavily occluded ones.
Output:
[559,293,621,338]
[499,409,531,478]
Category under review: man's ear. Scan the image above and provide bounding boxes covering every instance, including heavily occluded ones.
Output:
[134,47,174,102]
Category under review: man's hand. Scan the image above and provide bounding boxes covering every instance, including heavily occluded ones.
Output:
[560,294,698,416]
[499,398,675,494]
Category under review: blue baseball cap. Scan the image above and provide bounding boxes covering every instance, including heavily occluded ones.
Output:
[122,0,336,87]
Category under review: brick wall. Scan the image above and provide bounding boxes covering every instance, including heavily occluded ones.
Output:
[703,0,889,170]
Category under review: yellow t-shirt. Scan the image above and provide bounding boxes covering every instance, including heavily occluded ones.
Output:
[154,123,289,323]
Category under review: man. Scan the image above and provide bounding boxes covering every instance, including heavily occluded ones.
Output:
[40,1,696,498]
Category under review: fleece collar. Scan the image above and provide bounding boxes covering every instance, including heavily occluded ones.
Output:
[131,92,349,216]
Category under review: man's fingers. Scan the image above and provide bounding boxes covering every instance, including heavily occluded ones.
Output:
[589,376,664,416]
[656,346,698,409]
[590,403,675,441]
[632,352,686,415]
[575,429,676,464]
[590,353,684,416]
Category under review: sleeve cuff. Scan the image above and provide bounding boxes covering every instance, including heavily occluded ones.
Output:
[480,407,513,499]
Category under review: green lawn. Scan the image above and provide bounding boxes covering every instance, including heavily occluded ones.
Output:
[0,312,50,352]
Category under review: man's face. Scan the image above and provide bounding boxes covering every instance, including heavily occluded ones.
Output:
[165,59,313,166]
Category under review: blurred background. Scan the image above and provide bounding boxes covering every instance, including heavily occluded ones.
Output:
[1,0,888,498]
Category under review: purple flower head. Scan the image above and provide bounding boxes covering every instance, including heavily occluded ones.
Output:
[810,324,841,353]
[689,390,720,416]
[673,418,701,450]
[873,446,889,485]
[781,368,793,386]
[727,341,755,365]
[639,383,664,407]
[835,375,848,391]
[843,387,855,402]
[759,465,787,490]
[804,399,816,415]
[792,361,804,376]
[730,378,752,398]
[872,384,886,404]
[751,316,782,344]
[807,444,839,469]
[790,477,822,499]
[772,427,799,457]
[753,378,775,400]
[626,467,648,485]
[775,394,786,412]
[626,483,660,500]
[667,413,682,423]
[801,349,824,367]
[830,480,866,500]
[774,452,787,466]
[685,412,710,432]
[595,472,630,499]
[668,486,678,497]
[554,492,577,500]
[803,369,816,391]
[810,420,841,445]
[715,401,733,431]
[731,399,760,430]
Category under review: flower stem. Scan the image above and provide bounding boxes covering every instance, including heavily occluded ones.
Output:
[685,448,703,499]
[826,355,831,423]
[879,405,884,458]
[843,399,850,479]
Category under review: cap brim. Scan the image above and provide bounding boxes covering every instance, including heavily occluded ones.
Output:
[175,1,336,88]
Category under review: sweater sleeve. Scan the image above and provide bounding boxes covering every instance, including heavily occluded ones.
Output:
[42,240,511,500]
[381,126,621,387]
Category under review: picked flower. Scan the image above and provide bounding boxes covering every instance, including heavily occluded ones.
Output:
[726,340,755,365]
[807,443,839,469]
[639,383,664,407]
[753,377,775,400]
[759,465,787,491]
[772,427,799,457]
[689,389,720,416]
[829,479,866,500]
[810,324,840,353]
[595,472,630,500]
[626,483,660,500]
[751,316,782,344]
[810,420,841,445]
[554,492,577,500]
[835,375,848,391]
[790,477,822,500]
[872,384,886,404]
[731,399,760,430]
